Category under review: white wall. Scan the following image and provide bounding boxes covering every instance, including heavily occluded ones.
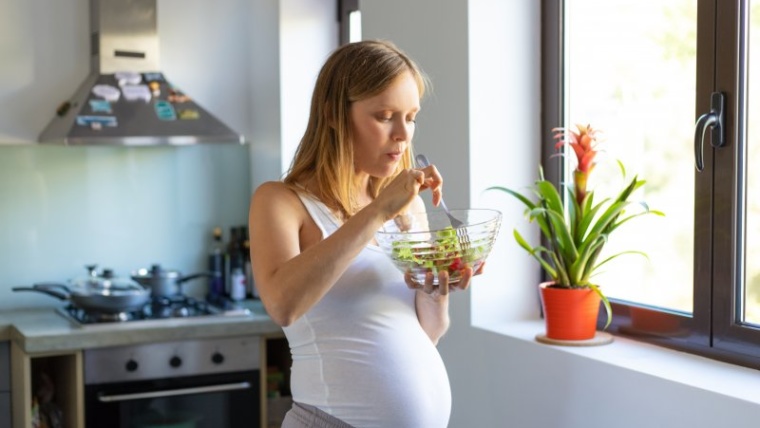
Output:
[361,1,760,427]
[247,0,338,190]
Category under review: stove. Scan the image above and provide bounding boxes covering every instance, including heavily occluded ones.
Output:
[58,294,252,327]
[83,334,261,427]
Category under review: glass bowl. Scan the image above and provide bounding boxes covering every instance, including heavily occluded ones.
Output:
[376,208,502,285]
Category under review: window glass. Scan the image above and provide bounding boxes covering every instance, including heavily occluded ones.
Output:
[349,10,362,42]
[564,0,696,312]
[744,1,760,324]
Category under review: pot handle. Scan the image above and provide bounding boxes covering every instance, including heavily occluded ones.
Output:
[12,285,69,301]
[33,282,72,292]
[177,272,214,284]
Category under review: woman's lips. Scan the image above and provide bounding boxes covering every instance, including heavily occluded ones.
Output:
[387,152,402,161]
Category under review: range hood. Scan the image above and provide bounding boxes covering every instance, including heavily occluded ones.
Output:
[40,0,245,146]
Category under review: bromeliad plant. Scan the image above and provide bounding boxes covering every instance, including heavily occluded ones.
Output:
[489,124,664,327]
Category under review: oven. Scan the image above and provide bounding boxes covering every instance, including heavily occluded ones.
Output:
[83,336,260,428]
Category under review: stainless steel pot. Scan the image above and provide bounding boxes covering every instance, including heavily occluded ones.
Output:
[131,264,212,297]
[13,269,151,314]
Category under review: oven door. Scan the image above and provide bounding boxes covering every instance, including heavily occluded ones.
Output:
[85,369,259,428]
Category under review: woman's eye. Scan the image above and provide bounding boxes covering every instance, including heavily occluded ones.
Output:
[375,113,416,123]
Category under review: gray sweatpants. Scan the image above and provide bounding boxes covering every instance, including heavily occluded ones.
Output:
[281,402,356,428]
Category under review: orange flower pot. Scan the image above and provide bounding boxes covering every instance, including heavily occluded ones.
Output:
[539,282,601,340]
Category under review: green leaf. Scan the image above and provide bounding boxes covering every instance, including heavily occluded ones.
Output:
[616,159,627,179]
[542,208,578,266]
[513,229,557,279]
[591,250,649,274]
[589,283,613,329]
[486,186,537,211]
[536,180,565,217]
[571,234,608,285]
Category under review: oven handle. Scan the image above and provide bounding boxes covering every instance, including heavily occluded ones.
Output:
[97,381,252,402]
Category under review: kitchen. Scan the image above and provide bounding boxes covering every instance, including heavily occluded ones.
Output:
[2,0,760,427]
[1,0,312,426]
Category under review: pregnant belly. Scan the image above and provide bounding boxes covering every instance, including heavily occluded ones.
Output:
[291,334,452,428]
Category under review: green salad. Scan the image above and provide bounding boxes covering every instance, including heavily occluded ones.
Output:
[391,226,486,276]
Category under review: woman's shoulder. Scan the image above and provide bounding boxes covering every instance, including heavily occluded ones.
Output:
[254,180,303,197]
[252,181,303,208]
[255,180,288,193]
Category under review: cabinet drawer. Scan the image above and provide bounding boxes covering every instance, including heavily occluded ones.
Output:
[0,392,9,428]
[0,342,7,391]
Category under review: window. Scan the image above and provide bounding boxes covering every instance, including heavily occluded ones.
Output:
[544,0,760,369]
[339,0,361,45]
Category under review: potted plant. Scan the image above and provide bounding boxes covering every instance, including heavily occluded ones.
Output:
[489,124,664,342]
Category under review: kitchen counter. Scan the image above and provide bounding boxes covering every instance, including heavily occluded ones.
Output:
[0,300,282,354]
[0,320,11,342]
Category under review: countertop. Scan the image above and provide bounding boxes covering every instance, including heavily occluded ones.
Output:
[0,300,282,354]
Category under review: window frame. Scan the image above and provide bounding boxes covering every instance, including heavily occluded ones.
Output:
[542,0,760,370]
[338,0,359,45]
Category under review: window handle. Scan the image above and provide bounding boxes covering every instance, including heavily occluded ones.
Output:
[694,92,725,171]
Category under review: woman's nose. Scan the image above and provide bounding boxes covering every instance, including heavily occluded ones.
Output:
[392,119,414,141]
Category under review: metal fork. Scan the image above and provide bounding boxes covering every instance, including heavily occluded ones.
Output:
[415,154,464,228]
[415,154,472,276]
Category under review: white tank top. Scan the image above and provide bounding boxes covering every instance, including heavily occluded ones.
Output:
[283,193,452,428]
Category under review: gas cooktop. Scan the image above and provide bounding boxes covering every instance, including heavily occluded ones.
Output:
[57,294,252,327]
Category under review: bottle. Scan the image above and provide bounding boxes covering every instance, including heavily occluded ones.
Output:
[229,267,246,301]
[207,227,225,301]
[243,238,259,299]
[226,226,244,297]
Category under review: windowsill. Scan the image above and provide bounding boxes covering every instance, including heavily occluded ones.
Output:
[477,319,760,405]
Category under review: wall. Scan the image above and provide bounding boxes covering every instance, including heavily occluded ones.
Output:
[0,0,255,307]
[361,0,760,427]
[247,0,338,187]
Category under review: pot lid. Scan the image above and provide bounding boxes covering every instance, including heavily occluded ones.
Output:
[132,263,182,280]
[72,266,148,296]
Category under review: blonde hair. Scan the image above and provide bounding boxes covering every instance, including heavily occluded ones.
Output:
[284,39,429,220]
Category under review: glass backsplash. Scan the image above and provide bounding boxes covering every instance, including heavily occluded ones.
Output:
[0,144,251,310]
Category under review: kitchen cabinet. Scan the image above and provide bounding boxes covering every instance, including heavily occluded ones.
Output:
[10,338,280,428]
[261,334,292,428]
[0,393,9,428]
[11,344,83,428]
[1,342,10,428]
[6,305,282,428]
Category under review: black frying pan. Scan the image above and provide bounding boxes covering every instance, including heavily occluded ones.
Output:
[13,282,151,314]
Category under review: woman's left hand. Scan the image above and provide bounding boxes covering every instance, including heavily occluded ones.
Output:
[404,262,486,298]
[410,263,485,344]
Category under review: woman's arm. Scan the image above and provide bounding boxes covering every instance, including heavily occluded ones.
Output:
[415,290,451,345]
[413,267,473,345]
[249,182,385,326]
[404,191,481,344]
[250,170,432,327]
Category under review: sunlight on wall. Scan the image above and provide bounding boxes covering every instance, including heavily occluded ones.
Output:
[468,0,543,327]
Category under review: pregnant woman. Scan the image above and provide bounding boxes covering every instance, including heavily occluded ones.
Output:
[248,39,479,428]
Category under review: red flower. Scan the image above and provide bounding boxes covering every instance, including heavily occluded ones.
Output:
[553,124,601,206]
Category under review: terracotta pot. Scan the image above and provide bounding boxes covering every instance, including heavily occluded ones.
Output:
[539,281,600,340]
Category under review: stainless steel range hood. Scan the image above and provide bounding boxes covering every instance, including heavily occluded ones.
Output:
[40,0,245,146]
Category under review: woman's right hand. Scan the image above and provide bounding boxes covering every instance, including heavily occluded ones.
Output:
[375,166,443,221]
